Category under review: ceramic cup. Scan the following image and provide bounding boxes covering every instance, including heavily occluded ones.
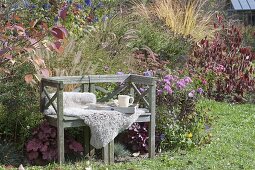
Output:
[118,95,134,107]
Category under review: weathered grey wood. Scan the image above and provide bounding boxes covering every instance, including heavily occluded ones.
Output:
[95,86,109,94]
[92,105,137,113]
[43,76,90,84]
[103,144,109,164]
[129,85,135,98]
[84,126,91,157]
[135,88,149,104]
[109,140,114,164]
[57,83,65,164]
[130,82,149,108]
[89,83,96,93]
[89,145,95,157]
[130,75,157,85]
[43,88,57,113]
[41,78,60,87]
[81,84,89,92]
[63,120,85,128]
[98,83,128,102]
[148,83,156,158]
[43,74,130,84]
[46,115,84,128]
[45,91,57,110]
[40,74,157,164]
[89,74,130,83]
[40,82,45,112]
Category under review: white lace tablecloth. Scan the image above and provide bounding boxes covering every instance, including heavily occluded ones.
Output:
[44,91,144,148]
[45,107,144,149]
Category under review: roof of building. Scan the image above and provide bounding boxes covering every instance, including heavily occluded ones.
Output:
[231,0,255,11]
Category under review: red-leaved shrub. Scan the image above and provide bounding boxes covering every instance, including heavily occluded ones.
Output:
[189,15,255,102]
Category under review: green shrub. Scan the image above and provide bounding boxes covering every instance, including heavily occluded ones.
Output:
[129,21,192,68]
[0,62,43,150]
[156,73,210,150]
[0,142,23,167]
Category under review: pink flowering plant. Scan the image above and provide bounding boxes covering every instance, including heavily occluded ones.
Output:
[156,73,208,150]
[26,121,83,165]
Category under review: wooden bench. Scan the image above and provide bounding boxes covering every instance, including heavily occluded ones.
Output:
[40,74,156,164]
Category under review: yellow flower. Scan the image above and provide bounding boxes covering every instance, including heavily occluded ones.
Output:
[186,132,193,138]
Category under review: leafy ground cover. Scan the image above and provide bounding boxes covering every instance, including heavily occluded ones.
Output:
[8,99,254,170]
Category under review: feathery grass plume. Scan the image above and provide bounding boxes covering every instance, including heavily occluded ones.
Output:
[151,0,215,41]
[131,0,151,19]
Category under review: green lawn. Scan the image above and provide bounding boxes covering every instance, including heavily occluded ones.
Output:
[101,100,255,170]
[3,100,255,170]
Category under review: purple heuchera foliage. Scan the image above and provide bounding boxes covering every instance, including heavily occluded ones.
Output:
[126,123,149,153]
[28,151,39,161]
[26,121,83,163]
[26,138,42,152]
[42,148,57,161]
[68,140,84,152]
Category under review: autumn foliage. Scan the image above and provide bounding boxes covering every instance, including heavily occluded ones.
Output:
[0,1,68,81]
[189,15,255,102]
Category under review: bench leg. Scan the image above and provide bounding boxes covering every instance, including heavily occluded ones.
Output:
[57,125,65,164]
[84,126,90,157]
[103,140,114,164]
[83,126,95,157]
[148,122,155,158]
[103,143,109,164]
[109,140,114,164]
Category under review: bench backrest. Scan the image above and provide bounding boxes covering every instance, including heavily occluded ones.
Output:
[40,74,156,116]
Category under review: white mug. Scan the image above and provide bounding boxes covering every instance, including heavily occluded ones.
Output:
[118,95,134,107]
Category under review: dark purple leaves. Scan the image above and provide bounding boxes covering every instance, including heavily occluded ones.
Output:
[122,123,149,153]
[26,138,42,152]
[68,140,84,152]
[28,151,39,160]
[189,15,255,102]
[42,148,57,161]
[26,121,83,164]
